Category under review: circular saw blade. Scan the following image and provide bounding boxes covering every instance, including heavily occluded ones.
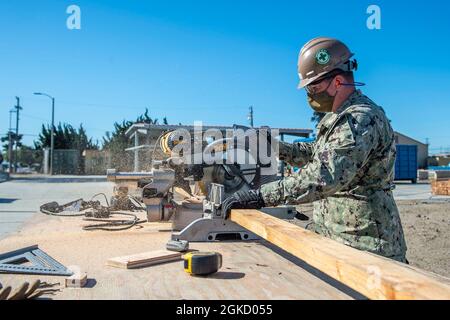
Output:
[211,165,246,194]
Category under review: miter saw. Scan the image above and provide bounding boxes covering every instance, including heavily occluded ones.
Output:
[140,126,296,242]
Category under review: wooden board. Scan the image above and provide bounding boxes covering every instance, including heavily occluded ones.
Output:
[65,271,88,288]
[230,209,450,300]
[107,173,154,182]
[107,250,182,269]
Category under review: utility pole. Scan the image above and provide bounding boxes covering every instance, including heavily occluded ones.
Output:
[34,92,55,175]
[14,97,23,173]
[50,97,55,175]
[8,110,13,173]
[248,106,254,128]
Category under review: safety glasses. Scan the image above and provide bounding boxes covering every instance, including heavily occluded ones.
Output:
[305,76,334,95]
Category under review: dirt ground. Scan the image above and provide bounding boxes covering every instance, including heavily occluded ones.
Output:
[296,199,450,278]
[397,200,450,277]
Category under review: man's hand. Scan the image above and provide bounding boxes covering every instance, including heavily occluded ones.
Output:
[221,189,265,219]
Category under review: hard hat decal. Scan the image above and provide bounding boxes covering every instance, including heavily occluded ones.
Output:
[316,49,330,65]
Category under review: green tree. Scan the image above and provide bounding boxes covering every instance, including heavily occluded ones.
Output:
[102,108,166,171]
[1,132,23,158]
[102,108,161,149]
[34,123,98,150]
[16,145,43,168]
[34,123,98,174]
[102,120,133,150]
[1,132,41,171]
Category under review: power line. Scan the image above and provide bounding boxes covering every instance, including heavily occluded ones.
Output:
[21,134,39,137]
[21,113,48,122]
[4,94,252,112]
[20,113,110,133]
[48,99,249,111]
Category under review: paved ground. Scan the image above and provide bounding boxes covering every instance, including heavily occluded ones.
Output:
[0,176,448,239]
[393,181,449,201]
[0,175,113,239]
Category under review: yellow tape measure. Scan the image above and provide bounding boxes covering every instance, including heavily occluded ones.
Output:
[183,252,222,276]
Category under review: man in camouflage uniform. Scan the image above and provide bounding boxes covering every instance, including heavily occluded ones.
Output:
[222,37,407,262]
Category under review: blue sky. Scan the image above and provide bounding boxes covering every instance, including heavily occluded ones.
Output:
[1,0,449,153]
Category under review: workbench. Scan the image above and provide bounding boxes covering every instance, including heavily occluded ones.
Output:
[0,212,359,300]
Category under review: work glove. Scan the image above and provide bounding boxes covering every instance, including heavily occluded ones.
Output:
[0,280,59,300]
[221,189,265,219]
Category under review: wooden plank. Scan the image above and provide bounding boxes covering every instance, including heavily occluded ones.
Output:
[108,174,154,181]
[107,250,182,269]
[230,209,450,300]
[65,271,88,288]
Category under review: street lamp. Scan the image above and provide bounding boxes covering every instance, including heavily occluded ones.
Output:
[34,92,55,175]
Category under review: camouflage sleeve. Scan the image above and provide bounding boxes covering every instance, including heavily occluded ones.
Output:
[261,112,380,206]
[279,141,314,167]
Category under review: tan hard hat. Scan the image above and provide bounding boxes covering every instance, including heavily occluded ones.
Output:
[298,37,355,88]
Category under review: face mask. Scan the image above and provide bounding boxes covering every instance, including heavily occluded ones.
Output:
[307,90,336,113]
[306,76,337,112]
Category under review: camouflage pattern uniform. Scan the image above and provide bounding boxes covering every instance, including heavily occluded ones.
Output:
[261,90,407,262]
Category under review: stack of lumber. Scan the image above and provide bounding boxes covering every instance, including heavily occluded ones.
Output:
[431,179,450,196]
[430,170,450,196]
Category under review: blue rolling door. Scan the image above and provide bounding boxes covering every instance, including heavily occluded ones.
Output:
[394,145,418,183]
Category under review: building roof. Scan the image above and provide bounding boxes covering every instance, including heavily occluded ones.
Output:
[394,131,428,147]
[126,123,312,138]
